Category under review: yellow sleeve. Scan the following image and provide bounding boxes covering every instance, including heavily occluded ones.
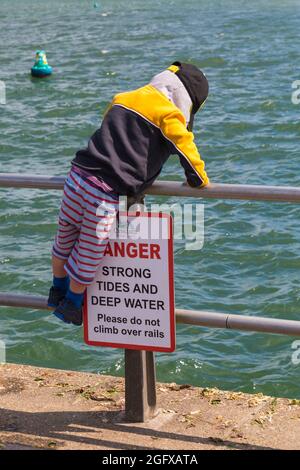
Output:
[160,109,209,187]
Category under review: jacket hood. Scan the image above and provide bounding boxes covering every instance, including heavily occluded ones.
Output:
[150,70,193,126]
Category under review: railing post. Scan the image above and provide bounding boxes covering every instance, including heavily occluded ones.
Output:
[125,349,157,422]
[124,195,157,422]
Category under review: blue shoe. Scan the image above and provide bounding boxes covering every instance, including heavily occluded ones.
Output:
[53,298,82,326]
[47,286,66,308]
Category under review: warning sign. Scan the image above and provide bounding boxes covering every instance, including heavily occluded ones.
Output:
[83,213,175,352]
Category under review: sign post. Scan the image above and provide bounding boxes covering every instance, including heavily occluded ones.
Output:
[84,211,175,421]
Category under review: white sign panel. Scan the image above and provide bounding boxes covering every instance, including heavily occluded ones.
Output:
[84,213,175,352]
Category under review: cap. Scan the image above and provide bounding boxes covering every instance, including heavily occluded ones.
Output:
[168,61,209,130]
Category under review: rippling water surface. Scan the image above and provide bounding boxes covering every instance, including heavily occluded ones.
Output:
[1,0,300,398]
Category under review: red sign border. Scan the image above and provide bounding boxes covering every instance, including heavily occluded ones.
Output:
[83,212,175,353]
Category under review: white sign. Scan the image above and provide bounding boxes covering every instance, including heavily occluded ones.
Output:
[84,213,175,352]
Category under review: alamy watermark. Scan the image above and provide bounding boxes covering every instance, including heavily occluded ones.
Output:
[96,196,205,251]
[291,340,300,365]
[0,340,6,364]
[0,80,6,105]
[291,80,300,105]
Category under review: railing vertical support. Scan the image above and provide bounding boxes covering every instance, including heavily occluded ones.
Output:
[124,195,157,422]
[125,349,157,422]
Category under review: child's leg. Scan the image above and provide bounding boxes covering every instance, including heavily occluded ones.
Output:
[52,253,68,278]
[69,278,85,294]
[57,211,117,324]
[48,218,79,308]
[48,254,70,306]
[53,170,119,325]
[49,171,83,306]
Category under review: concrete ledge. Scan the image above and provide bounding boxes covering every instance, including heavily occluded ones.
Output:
[0,363,299,450]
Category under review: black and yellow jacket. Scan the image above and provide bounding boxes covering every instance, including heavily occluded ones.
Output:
[72,75,209,196]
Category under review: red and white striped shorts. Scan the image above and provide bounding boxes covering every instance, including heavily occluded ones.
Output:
[52,166,119,285]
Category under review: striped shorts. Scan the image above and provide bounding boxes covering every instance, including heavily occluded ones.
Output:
[52,166,119,285]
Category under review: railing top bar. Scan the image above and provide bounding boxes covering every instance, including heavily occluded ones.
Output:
[147,180,300,203]
[0,173,65,190]
[1,292,300,337]
[1,173,300,203]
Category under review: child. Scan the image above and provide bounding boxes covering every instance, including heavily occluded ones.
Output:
[48,61,210,326]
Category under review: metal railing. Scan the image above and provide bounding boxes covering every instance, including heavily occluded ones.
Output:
[1,172,300,421]
[1,292,300,336]
[2,172,300,202]
[0,292,300,336]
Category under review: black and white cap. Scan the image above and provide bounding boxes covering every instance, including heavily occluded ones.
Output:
[168,61,209,130]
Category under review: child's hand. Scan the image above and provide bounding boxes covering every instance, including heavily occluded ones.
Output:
[183,180,210,188]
